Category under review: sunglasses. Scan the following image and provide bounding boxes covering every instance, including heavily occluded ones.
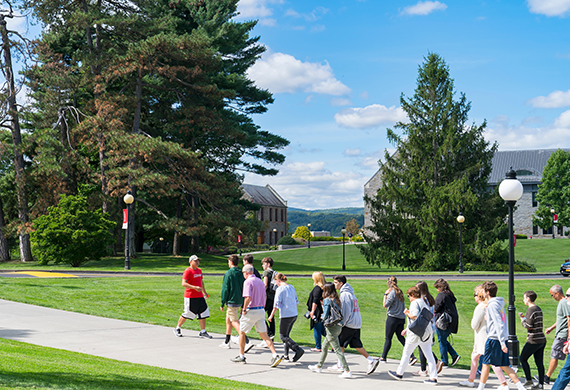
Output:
[566,294,570,298]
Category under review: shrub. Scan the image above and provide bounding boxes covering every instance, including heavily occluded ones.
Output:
[31,195,116,267]
[277,236,298,245]
[516,234,528,239]
[292,226,311,241]
[464,260,536,272]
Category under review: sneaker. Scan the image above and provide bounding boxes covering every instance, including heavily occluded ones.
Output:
[173,328,182,337]
[328,363,344,372]
[410,356,418,366]
[424,379,438,385]
[451,355,461,367]
[535,376,549,385]
[258,340,268,348]
[413,370,428,377]
[308,364,322,373]
[231,336,239,344]
[282,355,290,363]
[310,348,322,352]
[531,384,543,390]
[459,380,475,387]
[379,357,387,363]
[292,348,305,362]
[199,331,212,339]
[524,380,534,389]
[244,342,254,353]
[388,370,403,381]
[219,342,231,349]
[497,385,509,390]
[367,358,380,375]
[270,355,282,368]
[436,360,444,374]
[230,355,246,363]
[339,371,353,379]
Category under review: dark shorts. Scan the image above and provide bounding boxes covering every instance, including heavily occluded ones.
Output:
[182,297,210,320]
[482,339,509,367]
[339,326,364,349]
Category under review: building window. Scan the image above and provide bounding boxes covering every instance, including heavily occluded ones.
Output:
[269,208,272,221]
[260,208,264,221]
[281,209,284,222]
[543,227,552,235]
[275,208,278,221]
[558,226,563,236]
[533,225,538,235]
[532,192,538,208]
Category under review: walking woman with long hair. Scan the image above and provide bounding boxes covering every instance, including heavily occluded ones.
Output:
[381,276,416,364]
[415,280,442,376]
[307,271,326,352]
[268,273,304,363]
[308,282,352,379]
[434,278,460,368]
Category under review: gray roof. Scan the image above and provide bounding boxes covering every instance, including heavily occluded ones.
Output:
[241,184,287,207]
[489,149,570,185]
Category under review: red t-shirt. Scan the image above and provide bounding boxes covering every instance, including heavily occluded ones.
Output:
[183,267,203,298]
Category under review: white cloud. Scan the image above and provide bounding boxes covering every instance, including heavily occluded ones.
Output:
[401,1,448,16]
[247,52,351,96]
[331,98,352,106]
[359,91,370,100]
[259,18,277,27]
[527,0,570,17]
[285,6,329,21]
[243,161,367,209]
[485,115,570,149]
[528,89,570,108]
[334,104,408,128]
[236,0,282,19]
[344,148,361,156]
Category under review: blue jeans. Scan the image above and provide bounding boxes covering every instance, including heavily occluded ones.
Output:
[552,355,570,390]
[313,321,326,349]
[436,327,458,365]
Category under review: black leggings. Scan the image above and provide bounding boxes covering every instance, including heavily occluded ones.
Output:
[265,296,275,338]
[520,342,546,384]
[382,316,406,359]
[280,316,300,357]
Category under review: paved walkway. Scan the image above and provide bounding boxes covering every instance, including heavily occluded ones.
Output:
[0,299,502,389]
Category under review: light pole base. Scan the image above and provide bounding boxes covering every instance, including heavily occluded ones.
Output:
[508,338,519,368]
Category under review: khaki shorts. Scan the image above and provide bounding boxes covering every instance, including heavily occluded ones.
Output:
[226,306,240,322]
[239,308,266,334]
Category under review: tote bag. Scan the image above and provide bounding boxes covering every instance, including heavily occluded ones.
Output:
[323,300,343,328]
[409,307,434,341]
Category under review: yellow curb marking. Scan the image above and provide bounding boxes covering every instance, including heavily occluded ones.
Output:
[14,271,78,278]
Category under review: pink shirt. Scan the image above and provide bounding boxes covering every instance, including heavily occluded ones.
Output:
[243,274,266,308]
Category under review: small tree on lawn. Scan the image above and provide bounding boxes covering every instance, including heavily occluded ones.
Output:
[292,226,311,241]
[31,195,116,267]
[345,218,361,239]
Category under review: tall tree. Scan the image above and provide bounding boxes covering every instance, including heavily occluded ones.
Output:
[362,53,507,271]
[532,149,570,234]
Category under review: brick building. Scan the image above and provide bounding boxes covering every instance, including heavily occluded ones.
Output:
[241,184,287,245]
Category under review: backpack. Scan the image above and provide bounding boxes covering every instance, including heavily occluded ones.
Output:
[268,270,278,292]
[323,300,343,328]
[436,312,453,330]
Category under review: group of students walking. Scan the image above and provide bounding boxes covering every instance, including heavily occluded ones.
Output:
[172,254,570,389]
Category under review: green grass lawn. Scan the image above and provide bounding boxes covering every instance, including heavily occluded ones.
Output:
[0,338,277,390]
[0,238,567,274]
[0,275,566,377]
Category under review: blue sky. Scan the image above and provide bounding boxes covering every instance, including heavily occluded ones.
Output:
[238,0,570,210]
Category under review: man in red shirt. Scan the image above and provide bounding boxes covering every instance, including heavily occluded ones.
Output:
[174,255,212,338]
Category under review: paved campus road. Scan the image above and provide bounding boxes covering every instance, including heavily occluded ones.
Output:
[0,299,501,390]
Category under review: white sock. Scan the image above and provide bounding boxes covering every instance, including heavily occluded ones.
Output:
[273,353,278,358]
[240,354,245,359]
[367,356,375,363]
[515,382,525,390]
[477,383,486,390]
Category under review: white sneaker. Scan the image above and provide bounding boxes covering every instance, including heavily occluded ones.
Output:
[244,342,254,353]
[231,336,239,344]
[308,365,322,373]
[339,371,353,379]
[497,385,509,390]
[459,380,476,388]
[412,370,428,377]
[258,340,268,348]
[219,342,231,349]
[327,363,344,372]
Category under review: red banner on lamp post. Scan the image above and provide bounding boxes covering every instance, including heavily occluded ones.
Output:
[554,214,558,223]
[122,209,128,230]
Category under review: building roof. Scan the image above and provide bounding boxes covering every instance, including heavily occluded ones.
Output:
[241,184,287,207]
[489,149,570,185]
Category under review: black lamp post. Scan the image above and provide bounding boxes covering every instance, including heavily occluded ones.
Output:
[457,213,465,273]
[341,227,347,271]
[550,209,556,240]
[123,191,134,270]
[159,237,164,253]
[498,167,523,367]
[273,228,277,246]
[307,223,311,249]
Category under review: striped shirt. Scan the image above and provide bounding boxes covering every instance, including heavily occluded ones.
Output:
[521,305,546,344]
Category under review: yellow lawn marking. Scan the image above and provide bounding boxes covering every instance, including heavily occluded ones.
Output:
[14,271,78,278]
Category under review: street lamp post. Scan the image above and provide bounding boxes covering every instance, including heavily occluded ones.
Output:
[273,228,277,246]
[123,191,135,270]
[341,227,347,271]
[307,223,311,249]
[159,237,164,253]
[457,213,465,273]
[498,167,523,367]
[550,209,556,240]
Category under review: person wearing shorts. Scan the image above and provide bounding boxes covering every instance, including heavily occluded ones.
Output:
[477,281,525,390]
[230,264,281,367]
[174,255,212,339]
[544,285,570,385]
[550,288,570,390]
[330,275,379,375]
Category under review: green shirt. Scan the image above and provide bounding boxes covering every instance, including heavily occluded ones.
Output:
[220,266,245,307]
[555,298,570,339]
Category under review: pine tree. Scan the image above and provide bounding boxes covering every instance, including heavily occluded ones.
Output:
[362,53,507,271]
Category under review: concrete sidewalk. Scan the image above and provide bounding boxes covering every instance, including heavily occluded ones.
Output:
[0,299,499,389]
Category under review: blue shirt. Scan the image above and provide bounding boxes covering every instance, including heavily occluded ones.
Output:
[273,283,299,319]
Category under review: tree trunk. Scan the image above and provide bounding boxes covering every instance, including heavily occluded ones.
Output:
[1,16,32,262]
[172,196,182,256]
[0,196,10,261]
[191,195,199,253]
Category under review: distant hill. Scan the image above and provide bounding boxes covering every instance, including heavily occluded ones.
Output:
[287,207,364,237]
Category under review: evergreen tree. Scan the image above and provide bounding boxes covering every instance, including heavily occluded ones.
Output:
[532,149,570,234]
[362,53,507,271]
